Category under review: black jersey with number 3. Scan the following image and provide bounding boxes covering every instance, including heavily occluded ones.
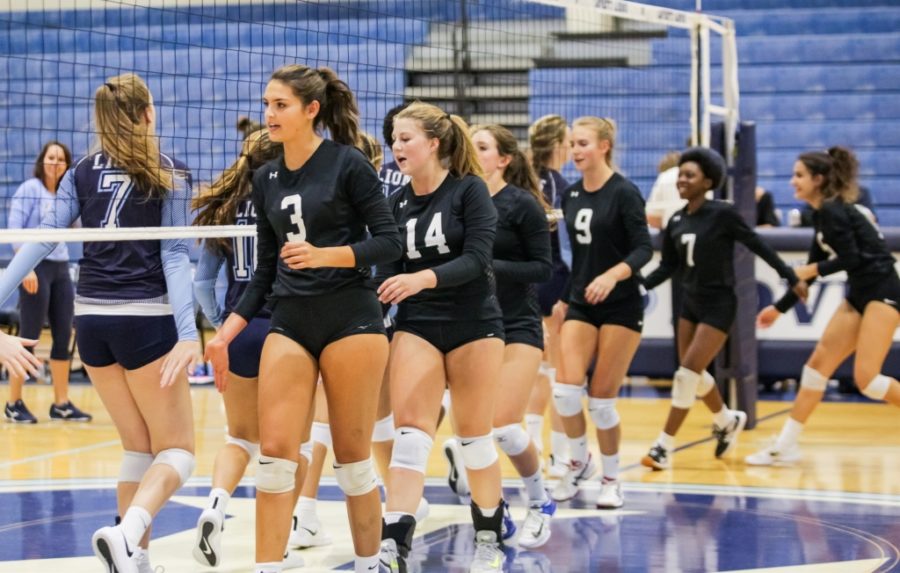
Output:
[381,173,501,322]
[775,200,896,312]
[644,200,798,295]
[233,139,401,320]
[562,172,652,306]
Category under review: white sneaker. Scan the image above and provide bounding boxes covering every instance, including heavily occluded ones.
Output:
[469,530,505,573]
[745,440,802,466]
[713,410,748,458]
[517,498,556,549]
[92,525,139,573]
[415,496,430,523]
[595,479,624,509]
[193,507,224,566]
[289,514,333,548]
[133,549,159,573]
[443,438,471,500]
[550,455,596,502]
[282,549,305,570]
[547,454,569,478]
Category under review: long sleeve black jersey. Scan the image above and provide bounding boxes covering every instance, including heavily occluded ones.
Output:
[380,173,502,322]
[562,173,652,306]
[492,184,552,319]
[775,200,896,312]
[233,140,402,320]
[644,200,798,295]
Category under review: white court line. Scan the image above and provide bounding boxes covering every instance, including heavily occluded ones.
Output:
[0,439,119,470]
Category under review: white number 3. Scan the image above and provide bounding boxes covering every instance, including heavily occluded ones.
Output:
[281,194,307,242]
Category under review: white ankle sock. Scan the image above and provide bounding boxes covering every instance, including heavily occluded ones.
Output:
[712,407,734,429]
[121,506,152,547]
[208,487,230,514]
[775,417,804,450]
[568,435,588,464]
[601,453,619,481]
[355,553,380,573]
[550,431,568,461]
[522,468,548,504]
[255,562,283,573]
[657,431,675,451]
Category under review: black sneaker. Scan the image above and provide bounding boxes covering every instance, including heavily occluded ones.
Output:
[49,400,93,422]
[712,410,747,458]
[640,444,671,471]
[5,400,37,424]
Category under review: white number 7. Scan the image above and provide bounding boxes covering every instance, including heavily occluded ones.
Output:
[681,233,696,267]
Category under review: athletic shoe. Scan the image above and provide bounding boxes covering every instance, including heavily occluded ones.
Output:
[595,479,624,509]
[550,455,596,502]
[500,500,516,541]
[49,400,92,422]
[134,548,164,573]
[469,530,505,573]
[640,444,672,471]
[379,538,407,573]
[745,440,802,466]
[547,454,569,478]
[192,507,224,566]
[289,514,332,548]
[282,550,305,570]
[92,525,139,573]
[713,410,748,458]
[518,498,556,549]
[415,497,430,524]
[443,438,471,500]
[5,400,37,424]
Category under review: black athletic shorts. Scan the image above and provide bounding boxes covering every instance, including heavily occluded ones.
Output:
[269,288,386,361]
[537,265,570,317]
[395,318,505,354]
[846,272,900,315]
[75,314,177,370]
[502,314,544,350]
[565,296,643,333]
[228,316,269,378]
[680,291,737,333]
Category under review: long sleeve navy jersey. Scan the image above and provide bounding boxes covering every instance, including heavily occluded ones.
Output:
[562,173,652,306]
[644,200,798,295]
[539,167,570,269]
[492,184,552,319]
[379,173,502,322]
[379,160,411,198]
[775,200,896,312]
[233,140,402,320]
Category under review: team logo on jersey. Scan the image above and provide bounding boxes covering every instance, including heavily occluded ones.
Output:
[269,171,278,179]
[399,200,408,209]
[570,191,579,197]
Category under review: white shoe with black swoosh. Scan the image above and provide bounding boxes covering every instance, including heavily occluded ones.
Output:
[517,497,556,549]
[92,525,139,573]
[289,514,333,548]
[192,508,224,566]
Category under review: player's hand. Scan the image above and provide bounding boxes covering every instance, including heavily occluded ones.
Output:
[0,333,41,379]
[552,300,568,324]
[378,271,435,305]
[585,273,616,305]
[791,280,809,302]
[204,335,230,393]
[756,305,782,329]
[22,271,38,295]
[160,340,199,388]
[281,241,327,269]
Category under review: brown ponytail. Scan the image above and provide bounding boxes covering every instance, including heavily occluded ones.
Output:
[797,146,859,204]
[528,114,568,173]
[472,124,550,216]
[395,102,483,178]
[269,65,361,148]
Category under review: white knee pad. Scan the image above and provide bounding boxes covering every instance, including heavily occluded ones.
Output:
[588,398,620,430]
[372,414,395,443]
[152,448,195,487]
[459,433,498,470]
[299,440,313,464]
[119,451,154,483]
[256,455,298,494]
[226,435,260,460]
[861,374,891,401]
[800,365,828,392]
[333,457,378,497]
[389,426,433,474]
[311,422,332,448]
[552,382,584,417]
[696,370,715,398]
[671,367,701,409]
[493,423,530,456]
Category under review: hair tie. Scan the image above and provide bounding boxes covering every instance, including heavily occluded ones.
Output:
[105,82,117,92]
[444,113,452,121]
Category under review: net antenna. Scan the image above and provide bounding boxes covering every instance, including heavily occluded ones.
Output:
[531,0,740,185]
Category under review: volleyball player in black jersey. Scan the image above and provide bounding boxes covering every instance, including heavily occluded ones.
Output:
[0,73,197,573]
[526,114,573,477]
[203,65,402,573]
[191,128,284,567]
[550,117,652,509]
[639,148,804,471]
[376,103,508,573]
[471,123,556,548]
[748,147,900,466]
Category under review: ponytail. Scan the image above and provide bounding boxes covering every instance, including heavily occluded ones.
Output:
[797,146,859,204]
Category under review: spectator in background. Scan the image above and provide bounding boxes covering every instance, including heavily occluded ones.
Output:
[646,151,682,230]
[755,186,780,227]
[4,141,92,424]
